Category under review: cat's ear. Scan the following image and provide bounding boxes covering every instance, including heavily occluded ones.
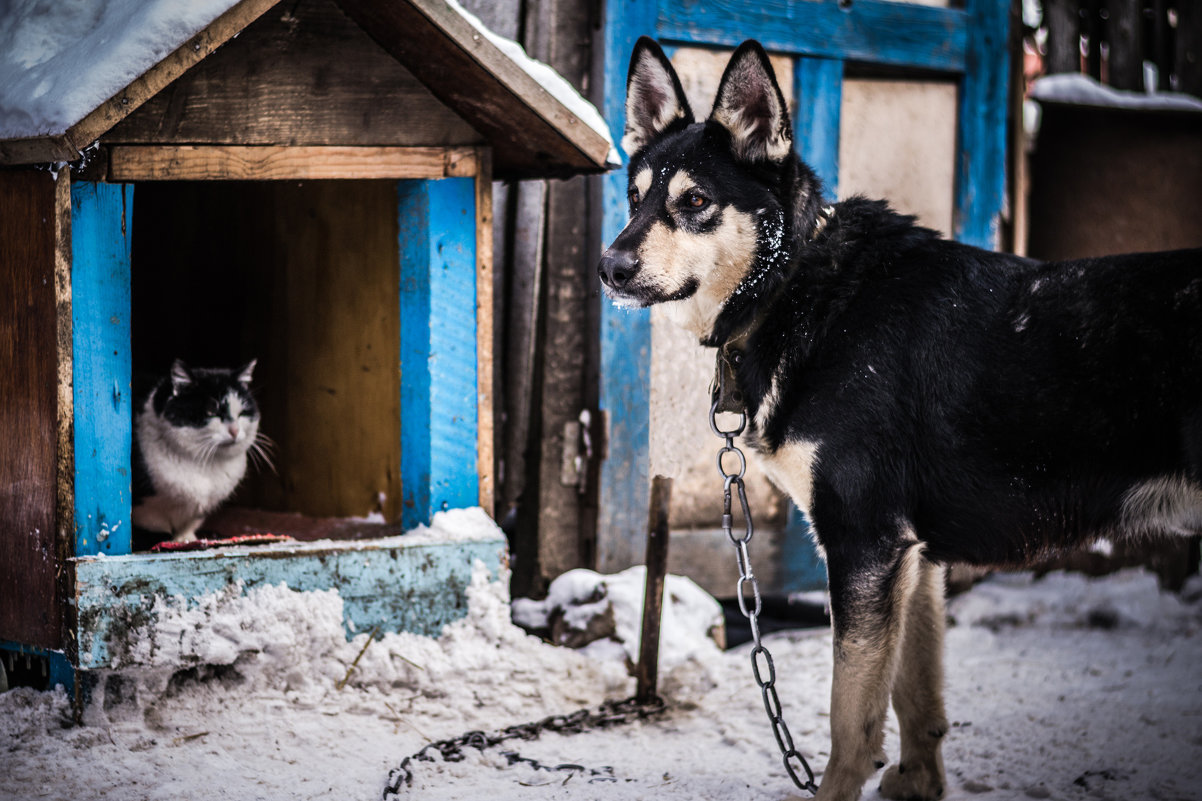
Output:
[622,37,693,156]
[238,359,257,387]
[170,359,192,396]
[710,41,793,163]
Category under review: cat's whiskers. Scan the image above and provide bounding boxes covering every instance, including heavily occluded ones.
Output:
[248,432,278,474]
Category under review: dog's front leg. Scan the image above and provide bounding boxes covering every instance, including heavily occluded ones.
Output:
[879,558,948,800]
[817,542,925,801]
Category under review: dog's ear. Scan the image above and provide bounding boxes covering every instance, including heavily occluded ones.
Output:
[710,41,793,163]
[623,37,693,156]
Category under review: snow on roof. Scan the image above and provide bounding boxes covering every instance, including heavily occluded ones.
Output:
[1030,73,1202,114]
[444,0,620,167]
[0,0,618,167]
[0,0,240,140]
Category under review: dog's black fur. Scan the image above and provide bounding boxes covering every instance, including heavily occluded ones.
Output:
[600,38,1202,801]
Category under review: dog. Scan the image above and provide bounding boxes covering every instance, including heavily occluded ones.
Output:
[598,38,1202,801]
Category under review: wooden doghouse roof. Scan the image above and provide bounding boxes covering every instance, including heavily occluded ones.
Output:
[0,0,617,179]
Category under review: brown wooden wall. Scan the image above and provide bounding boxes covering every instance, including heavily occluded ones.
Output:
[108,0,482,150]
[0,170,70,649]
[131,180,403,522]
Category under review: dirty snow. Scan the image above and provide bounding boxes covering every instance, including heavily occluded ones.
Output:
[512,566,724,666]
[1030,73,1202,114]
[4,545,1202,801]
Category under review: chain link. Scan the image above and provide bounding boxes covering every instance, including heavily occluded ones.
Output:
[383,695,666,798]
[711,398,820,796]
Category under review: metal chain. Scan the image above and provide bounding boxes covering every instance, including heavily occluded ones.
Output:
[383,695,666,798]
[711,398,819,796]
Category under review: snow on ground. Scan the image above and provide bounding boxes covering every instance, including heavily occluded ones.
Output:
[3,555,1202,800]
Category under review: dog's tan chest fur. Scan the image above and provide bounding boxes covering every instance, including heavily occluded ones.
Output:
[756,438,821,522]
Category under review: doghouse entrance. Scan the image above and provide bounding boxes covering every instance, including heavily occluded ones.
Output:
[130,180,403,538]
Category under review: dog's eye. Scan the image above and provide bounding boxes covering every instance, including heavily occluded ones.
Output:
[628,188,640,208]
[687,192,708,209]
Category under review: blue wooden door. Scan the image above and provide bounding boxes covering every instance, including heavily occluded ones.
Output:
[598,0,1010,588]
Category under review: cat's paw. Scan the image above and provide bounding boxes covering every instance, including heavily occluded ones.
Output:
[171,530,199,543]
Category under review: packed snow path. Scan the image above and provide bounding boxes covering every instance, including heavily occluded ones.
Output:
[3,567,1201,801]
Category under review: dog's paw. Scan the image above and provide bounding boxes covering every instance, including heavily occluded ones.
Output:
[879,760,945,801]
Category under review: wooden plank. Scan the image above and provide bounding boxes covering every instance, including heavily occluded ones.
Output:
[73,532,507,669]
[107,0,482,151]
[498,180,547,594]
[953,0,1011,249]
[597,0,659,573]
[1107,0,1144,91]
[793,56,843,198]
[475,148,496,515]
[655,0,967,73]
[0,169,65,649]
[52,171,75,654]
[1177,2,1202,97]
[1044,0,1080,75]
[524,0,599,590]
[398,178,479,530]
[338,0,614,179]
[71,182,134,557]
[108,145,479,181]
[636,476,672,703]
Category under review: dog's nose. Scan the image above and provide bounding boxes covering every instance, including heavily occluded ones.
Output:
[598,248,639,290]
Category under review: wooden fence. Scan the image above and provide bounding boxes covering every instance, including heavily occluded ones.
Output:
[1039,0,1200,94]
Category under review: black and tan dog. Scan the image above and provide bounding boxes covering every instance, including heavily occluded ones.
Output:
[599,38,1202,801]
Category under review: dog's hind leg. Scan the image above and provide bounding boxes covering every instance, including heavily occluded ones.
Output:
[879,558,948,801]
[817,541,925,801]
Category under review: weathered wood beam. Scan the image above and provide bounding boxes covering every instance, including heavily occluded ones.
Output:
[654,0,967,73]
[107,145,479,181]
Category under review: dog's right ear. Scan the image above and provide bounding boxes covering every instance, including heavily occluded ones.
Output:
[622,37,693,156]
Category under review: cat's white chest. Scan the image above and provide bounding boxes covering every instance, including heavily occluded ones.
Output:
[133,401,250,538]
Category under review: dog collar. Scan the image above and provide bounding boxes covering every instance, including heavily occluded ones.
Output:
[712,329,751,415]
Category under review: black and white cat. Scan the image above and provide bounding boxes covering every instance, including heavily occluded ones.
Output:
[132,359,269,543]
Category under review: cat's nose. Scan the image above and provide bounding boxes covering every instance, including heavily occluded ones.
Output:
[228,423,241,440]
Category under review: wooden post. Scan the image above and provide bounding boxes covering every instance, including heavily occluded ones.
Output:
[636,475,672,704]
[398,178,478,530]
[71,181,134,557]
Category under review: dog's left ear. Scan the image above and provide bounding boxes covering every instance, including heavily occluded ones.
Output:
[710,41,793,163]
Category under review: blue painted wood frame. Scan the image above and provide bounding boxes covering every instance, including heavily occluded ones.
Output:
[0,641,76,692]
[598,0,660,571]
[956,0,1011,248]
[793,56,843,199]
[601,0,1010,585]
[72,533,506,669]
[398,178,478,531]
[71,181,133,557]
[655,0,968,73]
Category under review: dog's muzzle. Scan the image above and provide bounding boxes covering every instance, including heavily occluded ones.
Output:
[598,247,639,291]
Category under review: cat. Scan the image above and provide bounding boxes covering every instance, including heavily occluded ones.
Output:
[132,359,270,543]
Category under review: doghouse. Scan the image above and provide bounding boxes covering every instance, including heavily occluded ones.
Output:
[0,0,613,691]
